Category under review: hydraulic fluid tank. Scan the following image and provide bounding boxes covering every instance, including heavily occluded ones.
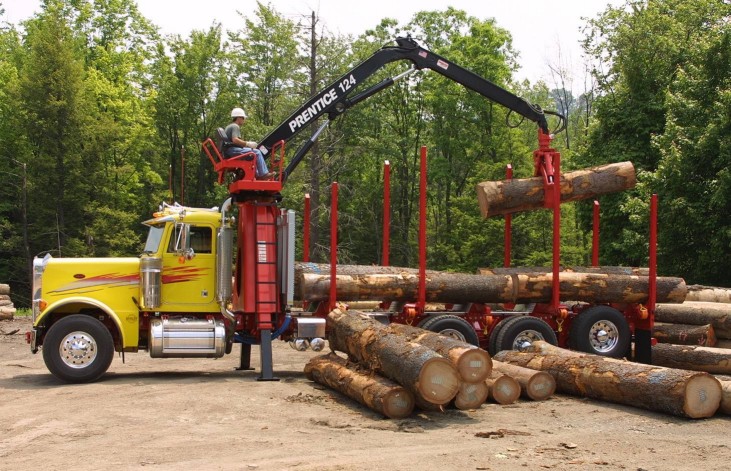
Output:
[140,257,162,309]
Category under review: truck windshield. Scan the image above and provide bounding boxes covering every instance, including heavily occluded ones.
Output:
[143,225,165,253]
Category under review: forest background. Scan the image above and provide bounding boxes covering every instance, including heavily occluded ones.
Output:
[0,0,729,308]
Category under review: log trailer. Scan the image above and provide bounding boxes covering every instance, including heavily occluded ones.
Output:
[27,37,654,383]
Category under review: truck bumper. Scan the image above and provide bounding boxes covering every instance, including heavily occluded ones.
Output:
[26,329,38,353]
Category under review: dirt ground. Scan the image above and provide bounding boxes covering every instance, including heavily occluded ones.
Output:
[1,317,729,471]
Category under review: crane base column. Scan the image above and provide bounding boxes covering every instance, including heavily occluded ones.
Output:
[257,329,279,381]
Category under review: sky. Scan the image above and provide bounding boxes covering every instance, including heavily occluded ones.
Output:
[1,0,623,83]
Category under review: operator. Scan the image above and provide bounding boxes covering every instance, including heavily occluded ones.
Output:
[224,107,274,179]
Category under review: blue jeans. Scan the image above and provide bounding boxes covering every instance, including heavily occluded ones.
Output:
[224,147,269,177]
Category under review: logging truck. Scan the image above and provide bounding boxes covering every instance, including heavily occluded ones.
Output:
[27,37,663,383]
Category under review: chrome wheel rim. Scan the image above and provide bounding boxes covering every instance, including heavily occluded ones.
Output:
[512,330,544,351]
[589,320,619,353]
[59,331,98,369]
[439,328,467,342]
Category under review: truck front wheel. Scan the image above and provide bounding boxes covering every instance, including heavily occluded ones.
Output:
[42,315,114,383]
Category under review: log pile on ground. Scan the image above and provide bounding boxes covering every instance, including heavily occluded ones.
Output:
[296,263,687,305]
[310,309,559,416]
[0,284,15,320]
[326,309,463,406]
[475,161,636,218]
[494,341,722,419]
[686,285,731,304]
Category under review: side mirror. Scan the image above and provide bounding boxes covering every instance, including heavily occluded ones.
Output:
[174,223,195,259]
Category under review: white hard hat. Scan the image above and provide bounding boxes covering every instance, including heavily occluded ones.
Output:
[231,107,247,119]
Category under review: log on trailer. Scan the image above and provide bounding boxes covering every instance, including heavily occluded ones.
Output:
[655,302,731,339]
[493,360,556,401]
[494,341,722,419]
[326,309,460,405]
[385,323,492,383]
[686,285,731,304]
[485,371,521,405]
[651,344,731,375]
[476,161,636,218]
[304,353,415,419]
[653,323,717,347]
[299,265,686,305]
[453,381,490,410]
[478,266,649,276]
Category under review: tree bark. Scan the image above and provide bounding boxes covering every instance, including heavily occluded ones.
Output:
[719,380,731,415]
[485,371,521,405]
[653,323,716,347]
[651,344,731,375]
[299,265,686,305]
[304,353,415,419]
[493,360,556,401]
[385,323,492,383]
[0,284,9,295]
[0,308,14,320]
[453,381,489,410]
[478,266,649,276]
[326,309,460,405]
[655,302,731,339]
[494,341,722,419]
[476,161,636,218]
[686,285,731,303]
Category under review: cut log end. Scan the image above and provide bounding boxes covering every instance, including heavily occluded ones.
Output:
[455,349,493,384]
[525,371,557,401]
[685,375,723,419]
[418,357,461,405]
[382,390,416,419]
[454,381,489,410]
[486,374,521,405]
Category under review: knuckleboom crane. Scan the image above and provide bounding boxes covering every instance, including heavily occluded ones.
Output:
[204,36,566,379]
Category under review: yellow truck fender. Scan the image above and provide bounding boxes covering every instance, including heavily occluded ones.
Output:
[35,296,128,348]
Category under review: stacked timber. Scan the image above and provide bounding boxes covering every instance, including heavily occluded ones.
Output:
[494,341,722,419]
[296,263,687,305]
[686,285,731,304]
[655,302,731,340]
[475,161,636,218]
[0,284,15,320]
[650,344,731,375]
[492,360,555,401]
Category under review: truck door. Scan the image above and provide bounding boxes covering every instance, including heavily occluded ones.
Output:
[160,224,217,310]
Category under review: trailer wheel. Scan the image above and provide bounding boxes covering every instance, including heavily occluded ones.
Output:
[42,315,114,383]
[418,314,480,346]
[494,316,558,353]
[487,316,514,356]
[569,305,630,358]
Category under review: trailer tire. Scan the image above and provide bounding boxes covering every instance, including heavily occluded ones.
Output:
[487,316,514,356]
[568,305,630,358]
[494,316,557,353]
[418,314,480,347]
[42,314,114,383]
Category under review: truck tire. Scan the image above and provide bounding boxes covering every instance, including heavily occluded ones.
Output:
[568,305,630,358]
[42,314,114,383]
[494,316,558,353]
[418,314,480,347]
[487,316,514,356]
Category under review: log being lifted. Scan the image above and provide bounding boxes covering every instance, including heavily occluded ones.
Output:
[651,344,731,375]
[494,341,722,419]
[485,371,521,405]
[686,285,731,304]
[476,161,636,218]
[0,284,9,295]
[298,263,687,305]
[655,302,731,339]
[493,360,555,401]
[304,353,415,419]
[326,309,460,405]
[653,323,716,347]
[720,380,731,415]
[385,323,492,383]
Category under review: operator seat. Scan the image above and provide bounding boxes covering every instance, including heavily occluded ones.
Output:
[215,127,256,180]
